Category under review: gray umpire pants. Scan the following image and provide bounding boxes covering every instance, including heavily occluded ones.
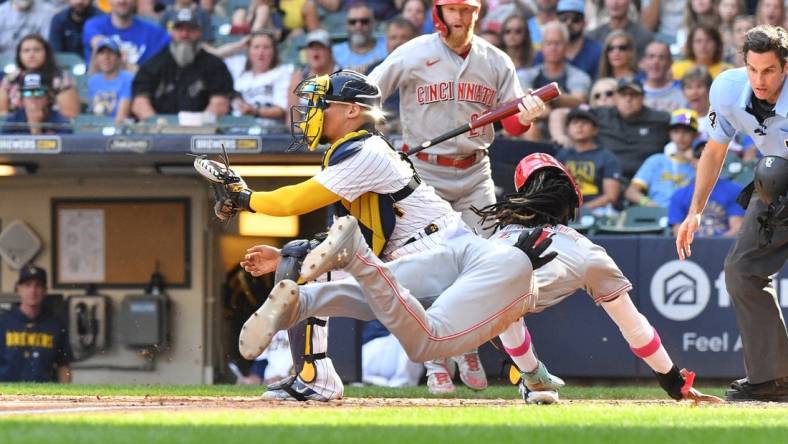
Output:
[723,195,788,384]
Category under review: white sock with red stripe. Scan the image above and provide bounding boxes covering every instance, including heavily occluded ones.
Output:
[499,320,539,373]
[601,294,673,373]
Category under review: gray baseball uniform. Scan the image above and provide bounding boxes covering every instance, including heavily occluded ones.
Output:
[278,133,468,400]
[292,224,631,361]
[369,34,524,237]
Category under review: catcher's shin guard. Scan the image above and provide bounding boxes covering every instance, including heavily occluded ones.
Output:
[287,317,328,384]
[267,238,341,400]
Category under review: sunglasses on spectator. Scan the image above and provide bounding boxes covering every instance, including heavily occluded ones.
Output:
[592,90,615,100]
[504,27,525,34]
[22,89,46,98]
[607,44,631,53]
[348,18,371,25]
[558,13,583,24]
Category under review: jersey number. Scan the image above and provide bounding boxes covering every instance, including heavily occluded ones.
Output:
[468,113,488,138]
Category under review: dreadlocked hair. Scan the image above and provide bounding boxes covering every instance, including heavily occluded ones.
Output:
[472,168,579,231]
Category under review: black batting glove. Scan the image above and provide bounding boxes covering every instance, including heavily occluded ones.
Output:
[514,227,558,270]
[654,365,685,401]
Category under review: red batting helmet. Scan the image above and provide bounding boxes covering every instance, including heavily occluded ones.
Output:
[514,153,583,208]
[432,0,481,37]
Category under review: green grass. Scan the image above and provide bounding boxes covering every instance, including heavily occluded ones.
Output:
[1,384,787,444]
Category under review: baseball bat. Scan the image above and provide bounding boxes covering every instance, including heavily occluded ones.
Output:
[407,82,561,156]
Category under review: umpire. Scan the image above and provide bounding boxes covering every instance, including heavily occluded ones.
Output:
[676,25,788,402]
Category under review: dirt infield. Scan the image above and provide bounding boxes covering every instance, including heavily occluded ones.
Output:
[0,394,749,416]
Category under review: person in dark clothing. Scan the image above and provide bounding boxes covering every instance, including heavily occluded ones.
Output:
[0,265,72,382]
[1,72,73,134]
[131,7,233,119]
[590,78,670,178]
[48,0,102,55]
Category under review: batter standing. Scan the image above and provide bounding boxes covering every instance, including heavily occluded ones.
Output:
[676,25,788,402]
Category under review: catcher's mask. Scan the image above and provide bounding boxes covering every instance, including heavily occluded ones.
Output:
[754,155,788,205]
[289,70,383,151]
[514,153,583,221]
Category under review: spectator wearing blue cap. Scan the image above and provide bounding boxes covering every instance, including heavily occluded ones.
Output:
[160,0,214,43]
[88,37,133,122]
[625,108,698,208]
[48,0,102,56]
[1,72,73,134]
[0,264,73,383]
[533,0,602,81]
[668,138,743,237]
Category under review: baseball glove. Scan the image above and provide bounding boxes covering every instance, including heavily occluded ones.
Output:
[194,157,254,221]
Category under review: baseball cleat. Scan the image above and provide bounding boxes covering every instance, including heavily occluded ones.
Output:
[427,371,456,394]
[238,280,300,360]
[454,351,488,391]
[523,389,560,405]
[300,215,367,282]
[261,375,341,402]
[522,361,565,392]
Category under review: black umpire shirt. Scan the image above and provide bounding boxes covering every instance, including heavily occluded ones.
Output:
[132,47,234,114]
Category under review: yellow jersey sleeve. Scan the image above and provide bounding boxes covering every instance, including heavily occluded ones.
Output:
[248,178,341,216]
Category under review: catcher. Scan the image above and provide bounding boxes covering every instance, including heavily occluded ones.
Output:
[195,69,558,401]
[240,153,723,404]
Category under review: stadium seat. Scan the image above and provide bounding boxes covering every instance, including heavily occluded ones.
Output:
[568,206,597,234]
[216,34,246,46]
[0,55,15,74]
[594,206,669,235]
[319,11,348,32]
[74,114,118,134]
[143,114,217,134]
[217,114,261,135]
[55,52,87,76]
[211,14,231,36]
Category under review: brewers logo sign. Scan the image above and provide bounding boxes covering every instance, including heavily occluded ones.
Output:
[0,136,61,153]
[190,136,262,154]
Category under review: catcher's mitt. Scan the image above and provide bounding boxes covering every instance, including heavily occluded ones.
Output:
[194,157,254,221]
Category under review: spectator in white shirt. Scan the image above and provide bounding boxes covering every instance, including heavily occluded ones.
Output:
[232,31,294,128]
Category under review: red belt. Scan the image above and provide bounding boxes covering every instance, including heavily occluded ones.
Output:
[412,150,486,169]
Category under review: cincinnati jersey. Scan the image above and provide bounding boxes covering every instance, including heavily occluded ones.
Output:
[314,135,459,258]
[369,34,523,156]
[490,224,632,311]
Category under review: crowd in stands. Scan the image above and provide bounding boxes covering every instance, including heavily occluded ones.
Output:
[0,0,767,235]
